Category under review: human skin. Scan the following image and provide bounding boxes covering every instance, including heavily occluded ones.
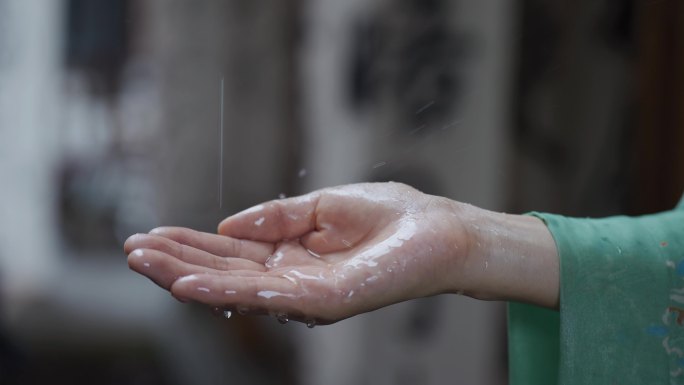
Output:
[124,182,559,325]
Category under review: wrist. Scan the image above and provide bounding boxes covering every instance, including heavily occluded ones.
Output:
[445,204,560,308]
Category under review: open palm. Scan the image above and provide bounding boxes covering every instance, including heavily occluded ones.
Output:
[125,183,468,325]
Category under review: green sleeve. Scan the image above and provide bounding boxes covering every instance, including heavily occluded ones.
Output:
[509,198,684,385]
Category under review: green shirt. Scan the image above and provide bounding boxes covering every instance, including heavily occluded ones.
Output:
[509,196,684,385]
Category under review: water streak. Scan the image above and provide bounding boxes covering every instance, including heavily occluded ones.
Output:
[415,100,435,114]
[218,76,225,208]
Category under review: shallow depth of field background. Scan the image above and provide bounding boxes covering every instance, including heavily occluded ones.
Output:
[1,1,683,384]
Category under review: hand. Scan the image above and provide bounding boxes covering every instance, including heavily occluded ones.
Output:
[125,182,559,325]
[124,183,472,325]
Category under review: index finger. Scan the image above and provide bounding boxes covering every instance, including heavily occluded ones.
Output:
[218,193,320,243]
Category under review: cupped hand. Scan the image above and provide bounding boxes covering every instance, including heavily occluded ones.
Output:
[124,183,472,325]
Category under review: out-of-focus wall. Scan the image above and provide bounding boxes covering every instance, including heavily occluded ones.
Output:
[143,0,302,230]
[0,0,63,316]
[510,0,637,217]
[1,1,300,384]
[299,1,514,384]
[1,0,670,384]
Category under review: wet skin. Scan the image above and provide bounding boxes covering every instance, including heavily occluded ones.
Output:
[125,182,559,325]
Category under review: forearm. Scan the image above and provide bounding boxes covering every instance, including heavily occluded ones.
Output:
[447,203,560,308]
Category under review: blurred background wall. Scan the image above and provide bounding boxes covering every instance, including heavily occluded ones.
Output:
[0,0,682,384]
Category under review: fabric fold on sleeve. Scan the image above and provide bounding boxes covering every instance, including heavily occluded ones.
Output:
[510,205,684,385]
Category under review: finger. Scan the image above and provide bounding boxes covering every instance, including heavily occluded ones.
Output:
[128,248,219,290]
[125,234,267,271]
[128,248,267,290]
[170,273,318,318]
[146,227,274,264]
[218,193,320,243]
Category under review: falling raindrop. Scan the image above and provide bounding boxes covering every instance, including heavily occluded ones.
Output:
[276,313,289,324]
